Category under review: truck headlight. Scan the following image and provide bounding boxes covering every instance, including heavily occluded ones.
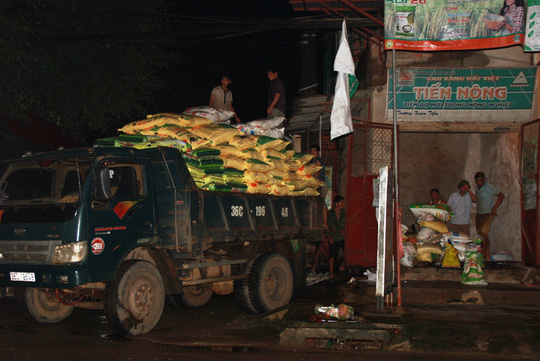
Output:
[52,241,88,264]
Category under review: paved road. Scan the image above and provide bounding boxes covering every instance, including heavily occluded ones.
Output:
[0,284,537,361]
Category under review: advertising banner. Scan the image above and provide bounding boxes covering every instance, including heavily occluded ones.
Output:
[387,67,536,121]
[525,0,540,50]
[384,0,526,51]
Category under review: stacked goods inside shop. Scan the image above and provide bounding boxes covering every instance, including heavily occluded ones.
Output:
[95,110,322,196]
[401,204,483,270]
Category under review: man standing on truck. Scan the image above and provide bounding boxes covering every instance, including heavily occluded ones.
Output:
[210,75,241,123]
[267,68,286,118]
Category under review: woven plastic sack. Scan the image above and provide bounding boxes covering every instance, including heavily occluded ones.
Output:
[289,187,320,197]
[260,127,284,139]
[287,160,302,172]
[269,184,290,196]
[118,113,187,134]
[416,227,436,242]
[189,124,240,146]
[268,177,286,186]
[269,168,288,179]
[292,152,314,165]
[240,149,264,161]
[215,145,244,158]
[243,171,270,184]
[296,164,322,176]
[221,156,245,170]
[262,148,287,160]
[409,204,454,222]
[183,106,235,123]
[246,116,285,130]
[442,243,460,268]
[279,149,295,160]
[461,251,487,285]
[255,136,284,151]
[265,158,287,171]
[244,158,273,172]
[190,148,220,158]
[286,179,310,191]
[246,182,270,194]
[417,243,444,255]
[419,220,449,233]
[228,135,257,150]
[157,126,210,150]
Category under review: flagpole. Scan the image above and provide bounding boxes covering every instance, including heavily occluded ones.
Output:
[392,49,404,313]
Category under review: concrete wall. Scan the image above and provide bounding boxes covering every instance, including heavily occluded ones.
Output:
[399,132,521,260]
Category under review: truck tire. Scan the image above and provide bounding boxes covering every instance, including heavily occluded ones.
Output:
[249,253,294,313]
[177,285,213,308]
[233,260,258,313]
[17,287,74,323]
[105,261,165,336]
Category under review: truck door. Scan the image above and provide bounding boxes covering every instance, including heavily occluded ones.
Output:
[88,162,154,279]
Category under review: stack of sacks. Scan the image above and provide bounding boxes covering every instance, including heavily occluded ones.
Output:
[110,113,322,196]
[233,117,285,139]
[408,204,454,264]
[441,231,473,262]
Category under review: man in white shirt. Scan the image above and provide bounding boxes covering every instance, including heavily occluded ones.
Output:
[209,75,240,123]
[447,180,477,236]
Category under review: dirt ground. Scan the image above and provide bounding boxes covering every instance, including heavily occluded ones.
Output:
[1,275,539,361]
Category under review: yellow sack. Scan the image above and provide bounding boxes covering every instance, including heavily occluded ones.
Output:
[280,149,295,160]
[305,175,323,188]
[157,126,210,150]
[442,243,460,268]
[246,182,270,194]
[254,136,284,151]
[268,177,286,186]
[419,220,449,234]
[243,171,270,184]
[416,243,444,255]
[240,149,264,161]
[292,153,314,165]
[269,168,288,179]
[296,164,322,176]
[119,116,176,134]
[262,149,286,160]
[189,125,239,146]
[285,171,300,180]
[286,179,310,191]
[287,159,302,172]
[269,184,290,196]
[289,187,320,197]
[266,158,288,171]
[169,114,213,127]
[216,145,244,158]
[229,135,257,150]
[244,158,273,172]
[274,140,290,151]
[221,156,245,170]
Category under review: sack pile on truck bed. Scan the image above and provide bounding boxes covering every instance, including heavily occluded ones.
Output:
[96,111,322,196]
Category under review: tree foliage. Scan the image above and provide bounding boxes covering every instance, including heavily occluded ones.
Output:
[0,1,175,143]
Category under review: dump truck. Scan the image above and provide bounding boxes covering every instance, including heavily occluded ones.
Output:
[0,146,324,335]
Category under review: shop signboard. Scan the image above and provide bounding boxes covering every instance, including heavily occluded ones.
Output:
[384,0,526,51]
[387,67,536,121]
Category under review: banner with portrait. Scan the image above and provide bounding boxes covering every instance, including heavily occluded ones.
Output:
[384,0,526,51]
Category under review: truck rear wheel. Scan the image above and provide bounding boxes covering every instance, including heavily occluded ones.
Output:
[177,285,213,308]
[233,260,257,313]
[18,287,74,323]
[249,253,293,313]
[105,261,165,336]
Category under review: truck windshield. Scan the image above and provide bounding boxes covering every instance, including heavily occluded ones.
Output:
[0,158,91,205]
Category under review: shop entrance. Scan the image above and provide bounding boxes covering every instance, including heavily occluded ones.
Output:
[522,120,540,266]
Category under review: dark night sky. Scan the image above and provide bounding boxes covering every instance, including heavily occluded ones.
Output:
[150,0,303,122]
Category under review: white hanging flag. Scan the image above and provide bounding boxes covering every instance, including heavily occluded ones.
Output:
[330,20,358,141]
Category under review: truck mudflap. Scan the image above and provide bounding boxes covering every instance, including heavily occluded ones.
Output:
[0,263,90,288]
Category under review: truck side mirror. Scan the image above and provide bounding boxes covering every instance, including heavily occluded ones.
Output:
[93,166,111,201]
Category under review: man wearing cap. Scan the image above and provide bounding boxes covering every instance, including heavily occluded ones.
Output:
[474,172,505,260]
[447,180,477,236]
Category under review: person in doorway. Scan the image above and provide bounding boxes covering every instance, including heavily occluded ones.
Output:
[209,75,241,123]
[447,180,477,236]
[428,188,446,205]
[266,68,286,118]
[474,171,505,261]
[326,195,346,279]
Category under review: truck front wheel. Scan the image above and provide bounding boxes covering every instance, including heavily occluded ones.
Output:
[17,287,74,323]
[249,253,293,313]
[105,261,165,336]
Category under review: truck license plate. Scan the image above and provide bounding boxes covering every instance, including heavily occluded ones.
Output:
[10,272,36,282]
